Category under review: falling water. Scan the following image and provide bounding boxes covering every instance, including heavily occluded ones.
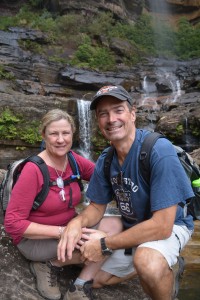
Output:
[141,75,159,110]
[147,0,171,54]
[158,71,182,103]
[77,99,92,160]
[76,99,93,206]
[142,75,148,94]
[143,1,183,105]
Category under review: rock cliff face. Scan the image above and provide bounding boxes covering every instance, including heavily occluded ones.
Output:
[0,2,200,300]
[44,0,200,26]
[145,0,200,26]
[47,0,143,21]
[0,0,199,167]
[0,24,200,167]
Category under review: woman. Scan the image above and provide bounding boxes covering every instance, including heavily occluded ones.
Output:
[4,109,95,300]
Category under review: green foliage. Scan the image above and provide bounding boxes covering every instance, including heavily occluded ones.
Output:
[1,4,200,70]
[175,18,200,59]
[16,146,27,151]
[152,22,176,57]
[87,12,115,37]
[0,109,41,144]
[71,36,115,71]
[19,40,43,54]
[0,109,21,139]
[0,5,57,40]
[190,124,200,137]
[20,124,42,144]
[176,124,184,135]
[48,56,68,64]
[0,16,16,30]
[56,14,85,36]
[0,66,15,80]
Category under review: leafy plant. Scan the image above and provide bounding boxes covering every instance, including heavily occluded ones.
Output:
[175,18,200,59]
[0,109,41,144]
[0,109,21,139]
[1,4,200,70]
[0,66,15,80]
[71,36,115,71]
[20,125,42,144]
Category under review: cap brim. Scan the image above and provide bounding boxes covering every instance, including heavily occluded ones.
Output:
[90,93,128,110]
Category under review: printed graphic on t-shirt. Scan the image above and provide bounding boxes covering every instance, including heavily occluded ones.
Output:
[115,188,138,221]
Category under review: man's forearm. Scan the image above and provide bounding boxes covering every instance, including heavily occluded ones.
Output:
[105,206,177,250]
[77,202,106,228]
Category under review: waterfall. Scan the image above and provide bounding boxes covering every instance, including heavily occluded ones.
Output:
[77,99,92,160]
[147,0,171,53]
[142,76,148,94]
[144,1,182,105]
[141,75,159,111]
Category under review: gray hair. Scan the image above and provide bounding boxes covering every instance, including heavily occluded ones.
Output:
[40,109,76,134]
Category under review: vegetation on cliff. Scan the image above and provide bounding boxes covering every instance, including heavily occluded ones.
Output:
[0,109,41,145]
[0,2,200,71]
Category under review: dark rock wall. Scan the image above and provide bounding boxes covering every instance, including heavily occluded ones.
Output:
[0,0,199,168]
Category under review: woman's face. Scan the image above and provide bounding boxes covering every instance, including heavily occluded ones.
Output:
[43,119,73,157]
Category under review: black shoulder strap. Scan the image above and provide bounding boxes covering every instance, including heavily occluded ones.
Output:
[139,132,165,184]
[67,151,84,191]
[104,133,165,185]
[25,155,50,210]
[104,146,115,183]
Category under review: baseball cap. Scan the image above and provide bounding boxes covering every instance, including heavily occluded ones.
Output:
[90,85,133,110]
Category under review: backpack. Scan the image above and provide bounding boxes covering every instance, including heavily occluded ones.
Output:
[0,151,83,216]
[104,132,200,220]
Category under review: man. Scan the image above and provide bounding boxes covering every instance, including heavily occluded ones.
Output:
[58,85,194,300]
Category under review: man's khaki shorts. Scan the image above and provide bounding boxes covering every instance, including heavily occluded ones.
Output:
[101,224,192,278]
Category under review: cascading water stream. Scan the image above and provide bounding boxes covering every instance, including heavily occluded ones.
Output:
[77,99,92,205]
[142,1,182,107]
[77,99,92,160]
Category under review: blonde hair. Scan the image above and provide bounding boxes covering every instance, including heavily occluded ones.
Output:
[40,109,76,134]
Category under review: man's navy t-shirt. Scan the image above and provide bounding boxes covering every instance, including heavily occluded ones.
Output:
[86,129,194,231]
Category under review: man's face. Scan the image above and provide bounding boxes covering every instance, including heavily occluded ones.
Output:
[96,96,136,143]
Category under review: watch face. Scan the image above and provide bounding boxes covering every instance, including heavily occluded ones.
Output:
[102,248,113,256]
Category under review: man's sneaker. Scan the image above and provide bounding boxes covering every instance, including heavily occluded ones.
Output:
[30,261,61,300]
[64,280,93,300]
[172,256,185,299]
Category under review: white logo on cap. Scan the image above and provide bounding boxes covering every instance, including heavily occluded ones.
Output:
[96,86,118,96]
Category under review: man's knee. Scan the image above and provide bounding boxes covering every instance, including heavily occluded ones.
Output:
[134,247,168,280]
[98,216,123,235]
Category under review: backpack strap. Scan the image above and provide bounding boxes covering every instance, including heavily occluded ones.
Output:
[49,151,84,191]
[24,156,50,210]
[67,151,84,192]
[139,132,165,184]
[11,152,83,211]
[104,146,115,183]
[104,133,165,184]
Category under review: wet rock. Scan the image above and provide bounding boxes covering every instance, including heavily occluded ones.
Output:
[0,224,149,300]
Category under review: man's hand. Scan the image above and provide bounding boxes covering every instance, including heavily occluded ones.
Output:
[82,227,107,240]
[80,238,104,263]
[57,218,82,262]
[76,227,107,249]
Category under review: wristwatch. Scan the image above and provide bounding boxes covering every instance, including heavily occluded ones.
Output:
[100,237,113,256]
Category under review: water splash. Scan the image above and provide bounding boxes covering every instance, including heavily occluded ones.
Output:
[141,76,159,110]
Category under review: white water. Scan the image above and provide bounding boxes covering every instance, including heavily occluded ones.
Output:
[141,70,182,109]
[77,99,92,160]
